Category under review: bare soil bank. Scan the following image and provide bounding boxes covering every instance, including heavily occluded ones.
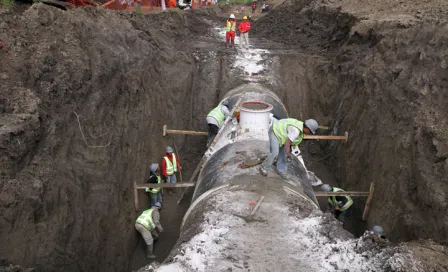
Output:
[253,0,448,245]
[1,0,448,270]
[0,4,233,271]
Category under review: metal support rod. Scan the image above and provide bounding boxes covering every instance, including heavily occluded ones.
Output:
[250,196,265,216]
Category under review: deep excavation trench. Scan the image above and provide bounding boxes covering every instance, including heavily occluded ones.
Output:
[1,0,448,271]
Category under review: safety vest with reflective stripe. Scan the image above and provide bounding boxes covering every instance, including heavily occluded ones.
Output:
[145,175,161,194]
[136,208,157,231]
[272,118,304,146]
[328,187,353,211]
[164,154,177,176]
[226,20,236,32]
[207,106,226,126]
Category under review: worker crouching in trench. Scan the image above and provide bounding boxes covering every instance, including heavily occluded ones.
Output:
[321,184,354,222]
[146,163,163,207]
[135,202,164,259]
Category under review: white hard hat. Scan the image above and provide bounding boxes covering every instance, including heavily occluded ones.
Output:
[150,163,159,173]
[230,14,235,19]
[372,225,385,236]
[305,119,319,134]
[166,146,173,153]
[321,184,332,192]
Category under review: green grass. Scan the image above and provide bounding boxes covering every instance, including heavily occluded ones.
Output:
[1,0,15,8]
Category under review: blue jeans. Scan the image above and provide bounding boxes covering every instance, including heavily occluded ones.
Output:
[261,128,288,173]
[166,174,177,183]
[149,192,163,206]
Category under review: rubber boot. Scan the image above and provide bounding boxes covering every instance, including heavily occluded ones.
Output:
[259,166,268,177]
[146,244,156,259]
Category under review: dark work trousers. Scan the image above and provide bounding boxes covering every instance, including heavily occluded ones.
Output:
[207,124,219,147]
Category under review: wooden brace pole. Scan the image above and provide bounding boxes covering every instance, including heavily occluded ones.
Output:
[135,182,195,189]
[134,182,140,211]
[134,182,196,211]
[315,191,370,197]
[163,125,207,136]
[362,182,375,221]
[304,131,349,142]
[163,125,348,142]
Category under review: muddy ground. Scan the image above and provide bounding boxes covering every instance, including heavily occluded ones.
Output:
[1,0,448,271]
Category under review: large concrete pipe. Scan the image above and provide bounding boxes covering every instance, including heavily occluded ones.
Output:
[148,84,409,272]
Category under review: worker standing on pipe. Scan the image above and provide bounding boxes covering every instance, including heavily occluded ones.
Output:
[225,14,237,48]
[238,16,251,50]
[162,146,181,196]
[135,202,164,259]
[321,184,353,222]
[146,163,163,207]
[206,101,230,147]
[259,118,318,178]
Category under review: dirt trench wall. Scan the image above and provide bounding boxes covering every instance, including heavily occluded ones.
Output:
[0,5,223,272]
[258,2,448,244]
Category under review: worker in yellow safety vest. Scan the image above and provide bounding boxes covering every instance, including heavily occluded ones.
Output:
[260,118,319,179]
[206,100,230,147]
[146,163,163,207]
[321,184,353,222]
[161,146,181,196]
[225,14,237,48]
[135,202,164,259]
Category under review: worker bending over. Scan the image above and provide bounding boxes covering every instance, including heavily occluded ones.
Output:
[162,146,181,195]
[146,163,163,207]
[225,14,236,48]
[135,202,164,259]
[260,118,318,178]
[321,184,353,222]
[238,16,251,50]
[206,101,230,147]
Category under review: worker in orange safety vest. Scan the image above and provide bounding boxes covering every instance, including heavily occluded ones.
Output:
[161,146,182,196]
[238,16,251,50]
[225,14,237,48]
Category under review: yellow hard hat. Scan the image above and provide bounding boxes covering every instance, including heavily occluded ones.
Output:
[243,16,248,20]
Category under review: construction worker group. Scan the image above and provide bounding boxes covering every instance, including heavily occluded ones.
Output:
[206,100,355,222]
[135,145,181,259]
[225,14,251,49]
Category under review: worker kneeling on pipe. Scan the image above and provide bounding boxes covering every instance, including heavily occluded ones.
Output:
[146,163,163,207]
[321,184,353,222]
[260,118,318,178]
[206,101,230,147]
[135,202,164,259]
